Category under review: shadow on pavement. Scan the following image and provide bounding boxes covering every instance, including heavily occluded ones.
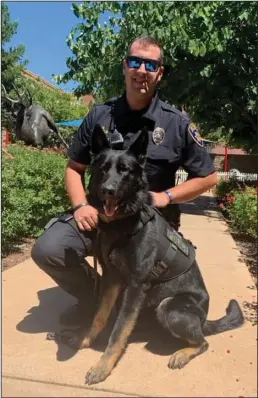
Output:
[180,194,220,218]
[16,288,186,362]
[16,287,79,361]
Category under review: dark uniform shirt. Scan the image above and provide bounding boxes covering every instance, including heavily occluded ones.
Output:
[68,92,215,227]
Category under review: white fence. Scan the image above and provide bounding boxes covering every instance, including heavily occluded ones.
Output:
[175,170,258,185]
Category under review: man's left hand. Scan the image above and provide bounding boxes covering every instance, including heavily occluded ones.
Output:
[149,191,170,208]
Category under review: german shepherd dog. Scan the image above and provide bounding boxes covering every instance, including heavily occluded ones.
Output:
[61,125,244,385]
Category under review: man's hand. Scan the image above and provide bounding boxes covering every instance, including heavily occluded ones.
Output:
[150,191,170,208]
[74,205,98,231]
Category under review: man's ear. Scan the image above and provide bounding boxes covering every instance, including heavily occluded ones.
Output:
[126,127,149,164]
[157,65,164,83]
[91,124,110,155]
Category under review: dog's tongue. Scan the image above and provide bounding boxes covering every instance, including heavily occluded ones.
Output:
[104,199,118,217]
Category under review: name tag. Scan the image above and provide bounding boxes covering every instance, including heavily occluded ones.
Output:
[166,228,189,256]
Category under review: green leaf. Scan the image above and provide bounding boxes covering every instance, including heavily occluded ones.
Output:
[72,3,80,18]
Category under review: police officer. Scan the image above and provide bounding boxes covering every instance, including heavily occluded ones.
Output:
[32,36,217,326]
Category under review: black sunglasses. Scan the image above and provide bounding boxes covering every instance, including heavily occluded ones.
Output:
[126,56,161,72]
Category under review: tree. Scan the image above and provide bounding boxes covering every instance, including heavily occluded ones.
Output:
[1,3,28,127]
[54,1,257,152]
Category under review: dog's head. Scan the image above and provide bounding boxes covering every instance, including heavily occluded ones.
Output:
[87,124,152,218]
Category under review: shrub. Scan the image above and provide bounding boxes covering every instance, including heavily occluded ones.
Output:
[216,177,243,199]
[2,144,70,254]
[44,126,77,149]
[227,187,257,239]
[216,176,257,199]
[216,178,257,239]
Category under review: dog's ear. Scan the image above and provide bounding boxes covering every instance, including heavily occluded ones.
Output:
[126,127,149,164]
[91,124,110,154]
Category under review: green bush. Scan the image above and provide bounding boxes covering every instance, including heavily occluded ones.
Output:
[227,187,257,239]
[2,144,70,254]
[216,177,243,199]
[216,178,257,239]
[216,176,257,199]
[44,126,77,148]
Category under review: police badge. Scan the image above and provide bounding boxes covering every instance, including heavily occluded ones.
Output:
[101,125,109,135]
[152,127,165,145]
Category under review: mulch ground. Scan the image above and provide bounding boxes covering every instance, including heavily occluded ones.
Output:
[2,238,36,272]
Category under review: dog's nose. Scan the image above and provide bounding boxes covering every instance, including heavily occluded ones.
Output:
[102,185,116,196]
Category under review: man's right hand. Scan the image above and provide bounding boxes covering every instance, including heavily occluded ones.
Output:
[73,205,99,231]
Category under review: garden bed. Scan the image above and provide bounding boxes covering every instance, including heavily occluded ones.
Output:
[2,238,36,272]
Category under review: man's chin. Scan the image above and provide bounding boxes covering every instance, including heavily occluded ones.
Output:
[139,87,148,94]
[132,86,149,96]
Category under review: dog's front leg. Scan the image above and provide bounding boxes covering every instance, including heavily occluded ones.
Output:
[85,281,147,385]
[80,275,122,348]
[63,273,121,350]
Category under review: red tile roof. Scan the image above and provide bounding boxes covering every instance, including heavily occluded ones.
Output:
[82,95,95,106]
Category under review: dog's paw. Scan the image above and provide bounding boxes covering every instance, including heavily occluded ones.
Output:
[58,330,87,350]
[85,362,111,385]
[80,336,91,348]
[46,332,59,341]
[168,350,191,370]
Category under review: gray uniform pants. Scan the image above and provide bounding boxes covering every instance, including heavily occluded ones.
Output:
[31,206,180,303]
[31,215,99,302]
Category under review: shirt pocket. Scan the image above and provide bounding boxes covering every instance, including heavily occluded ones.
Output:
[147,143,180,163]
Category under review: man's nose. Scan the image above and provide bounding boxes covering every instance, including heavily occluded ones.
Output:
[138,62,146,73]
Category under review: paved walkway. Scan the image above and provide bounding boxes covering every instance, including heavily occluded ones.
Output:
[2,194,257,397]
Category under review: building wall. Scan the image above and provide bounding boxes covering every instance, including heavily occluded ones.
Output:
[210,154,257,173]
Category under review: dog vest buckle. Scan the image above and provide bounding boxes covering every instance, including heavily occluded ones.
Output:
[151,261,168,279]
[108,129,124,148]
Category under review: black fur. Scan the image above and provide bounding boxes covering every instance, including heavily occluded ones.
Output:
[65,124,245,385]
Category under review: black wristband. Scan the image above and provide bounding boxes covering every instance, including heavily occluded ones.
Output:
[72,201,89,212]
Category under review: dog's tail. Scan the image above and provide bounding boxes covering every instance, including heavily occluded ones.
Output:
[203,299,244,336]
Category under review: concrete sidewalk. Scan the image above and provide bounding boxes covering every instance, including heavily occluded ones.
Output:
[2,194,257,397]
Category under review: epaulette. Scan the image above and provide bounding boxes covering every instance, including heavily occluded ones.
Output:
[160,101,190,121]
[104,97,119,106]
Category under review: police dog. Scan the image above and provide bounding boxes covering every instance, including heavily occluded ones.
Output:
[62,125,244,385]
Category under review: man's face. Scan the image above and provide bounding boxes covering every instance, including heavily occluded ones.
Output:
[123,42,164,99]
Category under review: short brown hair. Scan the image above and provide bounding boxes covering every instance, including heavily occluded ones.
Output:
[127,36,164,64]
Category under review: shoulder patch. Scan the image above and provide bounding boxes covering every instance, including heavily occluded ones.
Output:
[188,123,204,147]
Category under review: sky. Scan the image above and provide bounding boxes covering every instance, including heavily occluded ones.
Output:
[5,1,109,92]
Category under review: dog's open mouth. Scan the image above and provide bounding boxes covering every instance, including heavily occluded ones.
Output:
[103,198,118,217]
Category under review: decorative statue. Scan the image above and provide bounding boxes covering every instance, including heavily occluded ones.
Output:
[2,84,68,148]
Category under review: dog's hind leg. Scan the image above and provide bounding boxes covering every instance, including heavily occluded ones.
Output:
[156,296,209,369]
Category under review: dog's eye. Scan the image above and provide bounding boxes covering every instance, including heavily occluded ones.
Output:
[117,164,129,173]
[100,163,110,173]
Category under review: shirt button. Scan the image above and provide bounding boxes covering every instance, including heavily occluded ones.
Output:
[151,152,155,157]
